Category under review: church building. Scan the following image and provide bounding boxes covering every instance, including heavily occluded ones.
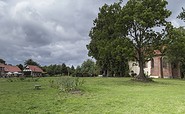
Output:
[129,50,181,78]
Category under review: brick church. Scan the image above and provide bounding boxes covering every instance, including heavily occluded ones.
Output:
[129,50,181,78]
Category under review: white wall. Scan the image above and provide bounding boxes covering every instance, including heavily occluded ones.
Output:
[129,61,151,76]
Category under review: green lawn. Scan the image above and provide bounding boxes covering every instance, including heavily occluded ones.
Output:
[1,77,185,114]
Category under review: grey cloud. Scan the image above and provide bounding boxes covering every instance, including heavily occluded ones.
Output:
[0,0,184,66]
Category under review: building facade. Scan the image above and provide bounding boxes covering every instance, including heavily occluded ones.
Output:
[129,56,181,78]
[23,65,44,76]
[0,64,22,77]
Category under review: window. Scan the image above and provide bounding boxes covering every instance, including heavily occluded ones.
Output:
[162,57,168,68]
[151,59,154,68]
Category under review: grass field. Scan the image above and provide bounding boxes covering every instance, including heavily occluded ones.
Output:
[1,77,185,114]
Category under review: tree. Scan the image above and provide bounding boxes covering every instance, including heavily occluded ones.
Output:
[24,59,40,67]
[119,0,172,81]
[166,27,185,62]
[69,65,75,76]
[0,59,6,64]
[165,27,185,78]
[165,8,185,78]
[87,2,134,77]
[61,63,68,75]
[81,59,97,76]
[88,0,172,81]
[177,7,185,21]
[17,64,24,70]
[74,65,82,77]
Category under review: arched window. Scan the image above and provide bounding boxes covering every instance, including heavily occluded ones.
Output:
[162,57,168,68]
[151,58,154,68]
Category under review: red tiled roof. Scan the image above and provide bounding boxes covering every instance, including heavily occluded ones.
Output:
[26,65,43,73]
[0,64,21,72]
[6,65,21,72]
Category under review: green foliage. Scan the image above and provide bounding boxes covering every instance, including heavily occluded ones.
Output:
[165,27,185,63]
[0,58,6,64]
[49,77,85,92]
[87,2,133,77]
[24,59,40,67]
[177,7,185,21]
[88,0,172,79]
[16,64,24,70]
[165,26,185,77]
[72,60,99,77]
[42,63,71,76]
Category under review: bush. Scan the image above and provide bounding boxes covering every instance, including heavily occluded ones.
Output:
[49,77,85,92]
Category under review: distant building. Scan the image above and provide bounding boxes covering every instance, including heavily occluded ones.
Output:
[23,65,44,76]
[129,50,181,78]
[0,63,22,77]
[0,64,5,77]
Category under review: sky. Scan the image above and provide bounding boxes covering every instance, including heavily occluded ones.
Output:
[0,0,184,66]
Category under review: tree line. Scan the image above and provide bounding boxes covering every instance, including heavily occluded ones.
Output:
[0,58,99,77]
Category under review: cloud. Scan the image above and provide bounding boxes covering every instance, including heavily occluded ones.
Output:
[0,0,184,66]
[0,0,115,66]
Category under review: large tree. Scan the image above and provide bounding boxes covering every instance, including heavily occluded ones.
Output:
[88,0,172,81]
[87,2,134,77]
[118,0,172,81]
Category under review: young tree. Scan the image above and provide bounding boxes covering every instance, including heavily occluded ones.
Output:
[24,59,40,67]
[61,63,68,75]
[81,59,97,76]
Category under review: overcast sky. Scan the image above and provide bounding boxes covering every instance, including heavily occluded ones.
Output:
[0,0,184,66]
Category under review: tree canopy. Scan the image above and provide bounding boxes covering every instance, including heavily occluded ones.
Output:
[165,8,185,78]
[87,0,172,81]
[87,2,134,77]
[24,59,40,67]
[0,59,6,64]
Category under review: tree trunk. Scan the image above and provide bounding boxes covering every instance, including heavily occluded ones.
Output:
[138,60,146,79]
[135,50,149,81]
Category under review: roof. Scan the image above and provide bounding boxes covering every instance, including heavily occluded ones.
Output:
[0,64,21,72]
[25,65,43,73]
[154,50,162,55]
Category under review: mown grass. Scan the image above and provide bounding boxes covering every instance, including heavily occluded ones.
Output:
[1,77,185,114]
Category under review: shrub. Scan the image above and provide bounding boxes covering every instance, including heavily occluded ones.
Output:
[49,77,85,92]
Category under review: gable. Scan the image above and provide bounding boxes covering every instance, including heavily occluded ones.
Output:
[25,65,43,73]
